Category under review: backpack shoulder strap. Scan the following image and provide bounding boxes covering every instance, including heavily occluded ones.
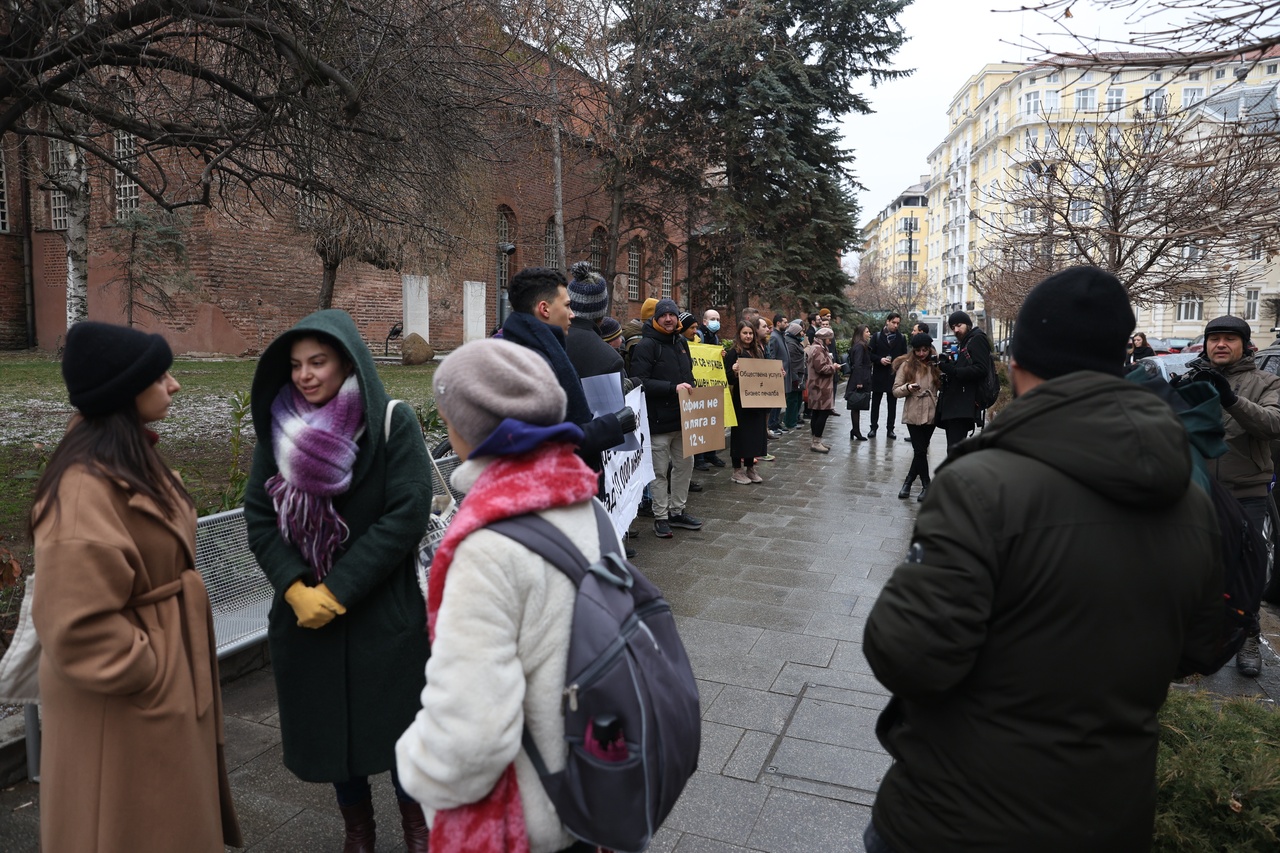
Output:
[486,513,592,585]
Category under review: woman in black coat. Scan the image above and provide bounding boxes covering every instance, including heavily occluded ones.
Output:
[937,312,992,449]
[844,324,873,440]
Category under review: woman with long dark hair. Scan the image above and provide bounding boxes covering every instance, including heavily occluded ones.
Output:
[845,324,873,440]
[31,322,241,852]
[724,320,770,484]
[244,309,433,852]
[892,333,942,501]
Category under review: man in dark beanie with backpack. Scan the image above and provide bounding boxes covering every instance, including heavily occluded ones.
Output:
[1180,313,1280,677]
[863,265,1222,853]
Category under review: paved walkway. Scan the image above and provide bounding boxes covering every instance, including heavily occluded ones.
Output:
[1,416,1277,851]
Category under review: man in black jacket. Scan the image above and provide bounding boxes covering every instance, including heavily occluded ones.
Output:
[500,267,634,472]
[630,298,704,539]
[863,267,1222,853]
[868,312,907,438]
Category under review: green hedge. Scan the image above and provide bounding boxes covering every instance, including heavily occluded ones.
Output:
[1154,690,1280,851]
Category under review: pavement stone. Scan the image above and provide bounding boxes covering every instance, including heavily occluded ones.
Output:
[2,421,1279,851]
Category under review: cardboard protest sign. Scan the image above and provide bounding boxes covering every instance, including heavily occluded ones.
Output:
[677,385,727,456]
[600,387,654,541]
[687,341,737,428]
[736,358,787,407]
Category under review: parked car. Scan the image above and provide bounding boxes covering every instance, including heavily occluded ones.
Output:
[1184,334,1204,353]
[1136,351,1199,381]
[1145,337,1173,354]
[1165,338,1194,353]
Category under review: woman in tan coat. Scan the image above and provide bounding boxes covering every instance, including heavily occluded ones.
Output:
[30,322,241,852]
[891,333,941,502]
[805,326,839,453]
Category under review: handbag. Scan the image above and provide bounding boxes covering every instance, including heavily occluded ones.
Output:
[386,400,457,598]
[0,573,41,703]
[846,388,870,411]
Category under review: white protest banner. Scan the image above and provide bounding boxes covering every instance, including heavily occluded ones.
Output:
[677,385,727,456]
[600,387,654,541]
[737,358,787,408]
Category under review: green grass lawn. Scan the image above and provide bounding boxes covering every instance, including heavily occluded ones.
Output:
[0,353,438,615]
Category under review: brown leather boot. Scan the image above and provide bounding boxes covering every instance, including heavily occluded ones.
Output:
[398,800,430,853]
[338,799,376,853]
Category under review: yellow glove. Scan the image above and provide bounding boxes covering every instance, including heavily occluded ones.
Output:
[284,580,347,629]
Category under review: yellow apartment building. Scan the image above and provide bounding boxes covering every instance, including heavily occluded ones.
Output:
[858,179,930,315]
[869,52,1280,343]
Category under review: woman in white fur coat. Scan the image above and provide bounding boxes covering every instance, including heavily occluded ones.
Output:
[396,338,617,853]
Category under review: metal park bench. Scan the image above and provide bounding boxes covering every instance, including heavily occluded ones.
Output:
[24,507,271,781]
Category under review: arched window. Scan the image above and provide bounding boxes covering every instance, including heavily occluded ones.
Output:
[661,246,675,299]
[627,242,642,301]
[590,227,606,272]
[497,206,514,293]
[543,217,559,268]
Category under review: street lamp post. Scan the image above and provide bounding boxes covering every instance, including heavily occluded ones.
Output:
[904,216,916,310]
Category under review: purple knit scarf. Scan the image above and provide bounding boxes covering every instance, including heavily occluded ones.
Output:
[264,374,365,581]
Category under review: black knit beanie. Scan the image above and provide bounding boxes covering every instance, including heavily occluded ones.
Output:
[910,333,933,350]
[947,311,972,328]
[63,321,174,416]
[1011,266,1134,380]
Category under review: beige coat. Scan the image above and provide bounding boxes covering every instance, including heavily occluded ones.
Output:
[805,343,838,411]
[892,360,940,426]
[32,464,241,852]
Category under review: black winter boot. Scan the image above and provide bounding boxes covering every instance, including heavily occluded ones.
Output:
[897,477,913,500]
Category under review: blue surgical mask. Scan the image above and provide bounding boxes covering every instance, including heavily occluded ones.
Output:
[707,320,721,333]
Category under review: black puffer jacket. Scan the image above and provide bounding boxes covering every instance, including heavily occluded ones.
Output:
[937,327,992,423]
[629,322,695,434]
[864,371,1223,853]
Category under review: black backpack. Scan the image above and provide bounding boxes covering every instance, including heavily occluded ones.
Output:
[970,330,1000,410]
[1202,475,1267,670]
[486,502,701,853]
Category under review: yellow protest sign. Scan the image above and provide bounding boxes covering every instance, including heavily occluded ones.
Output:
[687,341,737,428]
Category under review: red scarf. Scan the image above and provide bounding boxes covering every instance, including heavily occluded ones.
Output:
[426,442,599,853]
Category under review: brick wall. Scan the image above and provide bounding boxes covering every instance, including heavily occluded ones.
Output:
[3,119,690,355]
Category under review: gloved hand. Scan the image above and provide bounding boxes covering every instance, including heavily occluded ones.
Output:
[284,580,347,629]
[1193,369,1238,407]
[614,406,638,434]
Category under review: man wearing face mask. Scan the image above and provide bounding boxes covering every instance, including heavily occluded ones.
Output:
[698,309,722,345]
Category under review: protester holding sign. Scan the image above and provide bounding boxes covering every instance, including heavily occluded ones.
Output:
[724,321,770,484]
[630,298,704,539]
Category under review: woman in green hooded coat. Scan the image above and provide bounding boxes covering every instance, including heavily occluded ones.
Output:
[244,309,433,852]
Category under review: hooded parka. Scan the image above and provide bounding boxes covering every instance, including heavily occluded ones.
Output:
[33,464,242,851]
[865,371,1223,853]
[244,310,433,783]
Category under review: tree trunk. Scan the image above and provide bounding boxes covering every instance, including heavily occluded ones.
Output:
[549,75,566,272]
[63,149,90,328]
[319,261,338,309]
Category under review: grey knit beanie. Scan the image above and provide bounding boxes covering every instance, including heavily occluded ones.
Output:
[433,339,567,448]
[567,271,609,321]
[654,298,680,319]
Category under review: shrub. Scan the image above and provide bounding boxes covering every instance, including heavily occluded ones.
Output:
[1154,690,1280,852]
